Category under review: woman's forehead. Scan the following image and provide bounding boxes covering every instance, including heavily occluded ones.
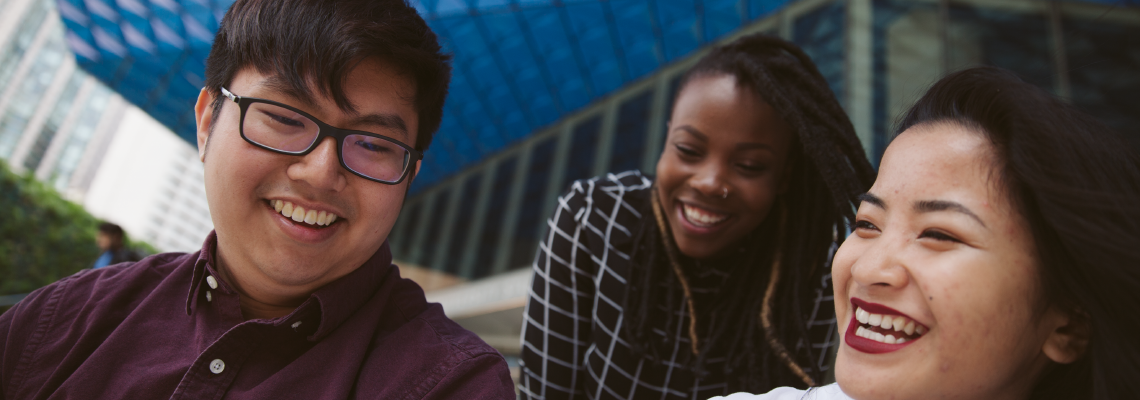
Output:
[874,127,1010,215]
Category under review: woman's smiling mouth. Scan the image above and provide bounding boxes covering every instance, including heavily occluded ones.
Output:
[676,201,733,233]
[846,297,928,354]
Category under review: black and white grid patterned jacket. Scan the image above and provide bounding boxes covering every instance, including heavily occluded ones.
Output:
[519,170,839,400]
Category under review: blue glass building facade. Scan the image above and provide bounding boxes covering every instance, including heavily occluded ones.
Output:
[51,0,1140,281]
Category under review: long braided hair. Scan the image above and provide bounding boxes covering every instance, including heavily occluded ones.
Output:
[620,33,875,391]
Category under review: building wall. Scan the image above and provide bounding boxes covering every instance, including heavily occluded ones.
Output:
[0,0,213,253]
[83,107,213,253]
[391,0,1140,282]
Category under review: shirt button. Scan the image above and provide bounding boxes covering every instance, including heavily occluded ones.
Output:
[206,275,218,289]
[205,291,213,302]
[209,359,225,374]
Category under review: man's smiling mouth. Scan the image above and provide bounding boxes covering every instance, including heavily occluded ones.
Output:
[270,200,341,228]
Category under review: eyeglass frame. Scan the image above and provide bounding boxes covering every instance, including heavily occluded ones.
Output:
[219,86,423,185]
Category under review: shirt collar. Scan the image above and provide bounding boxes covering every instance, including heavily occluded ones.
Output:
[186,231,394,341]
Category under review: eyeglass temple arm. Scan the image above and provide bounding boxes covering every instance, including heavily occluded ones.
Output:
[219,87,239,103]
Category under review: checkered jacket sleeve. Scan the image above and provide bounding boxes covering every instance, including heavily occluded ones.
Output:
[518,171,653,399]
[518,176,598,400]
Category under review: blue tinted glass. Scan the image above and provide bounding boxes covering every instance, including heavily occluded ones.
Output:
[445,173,484,276]
[871,0,938,165]
[666,74,684,119]
[393,203,422,260]
[794,2,846,108]
[509,137,558,269]
[608,89,653,173]
[420,188,453,268]
[949,5,1054,90]
[1063,17,1140,151]
[474,157,518,278]
[561,115,602,189]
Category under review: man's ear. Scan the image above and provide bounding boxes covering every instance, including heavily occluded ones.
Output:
[1042,307,1090,364]
[195,88,215,162]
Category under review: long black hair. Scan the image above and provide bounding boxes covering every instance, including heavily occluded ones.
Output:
[620,33,875,391]
[896,66,1140,400]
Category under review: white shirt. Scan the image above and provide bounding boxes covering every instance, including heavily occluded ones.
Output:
[710,383,853,400]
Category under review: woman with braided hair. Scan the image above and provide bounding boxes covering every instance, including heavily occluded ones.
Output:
[518,33,875,399]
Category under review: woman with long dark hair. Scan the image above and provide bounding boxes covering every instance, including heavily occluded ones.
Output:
[518,33,875,399]
[714,67,1140,400]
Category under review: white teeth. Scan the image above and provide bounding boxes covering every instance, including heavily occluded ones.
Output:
[853,307,926,345]
[682,204,728,226]
[274,200,339,226]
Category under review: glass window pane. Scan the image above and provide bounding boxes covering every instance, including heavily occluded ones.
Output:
[474,157,518,279]
[393,202,423,260]
[51,84,111,192]
[508,137,558,269]
[948,4,1054,90]
[561,115,601,190]
[608,89,653,173]
[0,29,66,158]
[1063,17,1140,151]
[419,188,453,268]
[24,73,84,171]
[794,2,847,108]
[0,0,50,90]
[444,173,483,275]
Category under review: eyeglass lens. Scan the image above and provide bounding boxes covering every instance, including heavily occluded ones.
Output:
[243,102,411,182]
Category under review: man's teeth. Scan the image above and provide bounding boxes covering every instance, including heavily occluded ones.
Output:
[682,204,728,226]
[272,200,338,226]
[854,306,926,344]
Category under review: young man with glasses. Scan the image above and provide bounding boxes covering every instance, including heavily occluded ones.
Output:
[0,0,515,398]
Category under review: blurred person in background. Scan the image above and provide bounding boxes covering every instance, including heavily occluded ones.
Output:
[0,0,515,398]
[92,222,140,269]
[519,33,875,399]
[712,67,1140,400]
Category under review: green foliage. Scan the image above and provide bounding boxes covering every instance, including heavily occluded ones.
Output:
[0,161,152,296]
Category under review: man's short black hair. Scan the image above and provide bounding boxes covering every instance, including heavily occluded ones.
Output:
[203,0,452,152]
[97,222,125,238]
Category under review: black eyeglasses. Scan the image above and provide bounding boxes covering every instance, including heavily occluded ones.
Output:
[220,87,422,185]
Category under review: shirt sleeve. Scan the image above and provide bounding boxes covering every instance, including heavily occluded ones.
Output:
[518,180,598,400]
[419,353,516,400]
[0,280,66,400]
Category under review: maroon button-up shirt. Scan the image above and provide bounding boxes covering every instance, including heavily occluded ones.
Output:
[0,233,514,399]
